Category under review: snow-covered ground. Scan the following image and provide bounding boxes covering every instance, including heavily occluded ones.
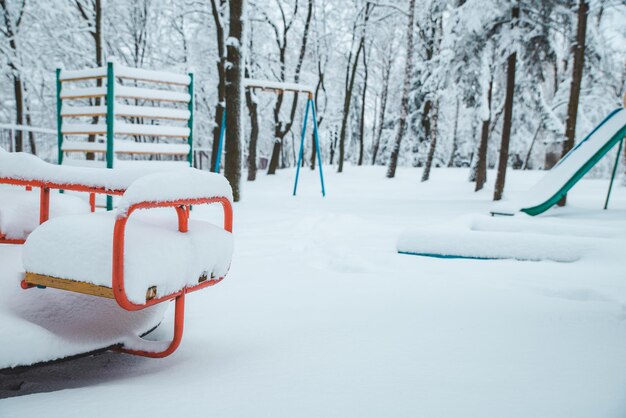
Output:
[2,166,626,418]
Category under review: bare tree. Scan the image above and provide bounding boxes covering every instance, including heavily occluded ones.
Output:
[475,48,494,191]
[447,97,460,167]
[558,0,588,206]
[370,38,394,165]
[337,2,372,173]
[1,0,26,152]
[209,0,227,172]
[493,4,519,201]
[265,0,314,175]
[386,0,416,178]
[74,0,103,160]
[357,42,369,166]
[245,65,259,181]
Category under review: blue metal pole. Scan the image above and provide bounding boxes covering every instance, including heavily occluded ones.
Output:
[310,97,326,197]
[214,110,226,173]
[293,98,311,196]
[604,138,623,210]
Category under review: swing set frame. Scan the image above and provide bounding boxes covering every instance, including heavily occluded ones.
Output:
[214,79,326,197]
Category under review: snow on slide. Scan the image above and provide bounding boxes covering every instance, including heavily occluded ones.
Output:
[493,108,626,216]
[397,214,624,262]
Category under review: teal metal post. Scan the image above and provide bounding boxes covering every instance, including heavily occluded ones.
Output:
[293,98,311,196]
[604,138,624,210]
[106,62,115,210]
[187,73,194,167]
[56,69,63,165]
[214,110,226,173]
[310,97,326,197]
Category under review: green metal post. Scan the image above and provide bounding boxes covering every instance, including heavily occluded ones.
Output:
[106,62,115,210]
[604,138,624,210]
[56,69,63,165]
[187,73,194,167]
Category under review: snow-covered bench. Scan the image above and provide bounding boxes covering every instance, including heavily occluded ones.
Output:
[20,170,233,357]
[1,149,234,358]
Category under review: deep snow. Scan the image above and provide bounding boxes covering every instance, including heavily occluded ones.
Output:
[2,166,626,418]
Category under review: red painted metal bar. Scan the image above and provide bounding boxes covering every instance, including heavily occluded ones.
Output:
[0,176,126,244]
[111,196,233,311]
[115,294,186,358]
[39,187,50,224]
[89,193,96,212]
[109,197,232,357]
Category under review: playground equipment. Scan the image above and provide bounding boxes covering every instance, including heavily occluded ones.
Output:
[0,150,234,367]
[397,103,626,261]
[492,107,626,216]
[57,62,194,209]
[215,78,326,197]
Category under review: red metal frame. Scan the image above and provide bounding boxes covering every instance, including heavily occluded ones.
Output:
[112,197,232,357]
[1,175,233,358]
[0,177,124,244]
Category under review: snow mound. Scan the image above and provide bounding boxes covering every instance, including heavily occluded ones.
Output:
[397,214,622,262]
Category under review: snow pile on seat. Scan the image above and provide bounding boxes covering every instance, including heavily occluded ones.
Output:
[0,187,89,240]
[117,170,233,217]
[23,211,233,304]
[0,148,184,191]
[397,214,620,262]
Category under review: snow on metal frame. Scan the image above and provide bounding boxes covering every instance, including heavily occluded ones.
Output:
[61,122,190,138]
[61,140,190,155]
[61,104,190,121]
[60,64,190,85]
[60,85,190,103]
[244,78,314,95]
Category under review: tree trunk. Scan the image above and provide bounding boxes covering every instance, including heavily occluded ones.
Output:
[386,0,416,178]
[329,130,337,165]
[310,59,326,170]
[338,4,371,173]
[209,0,227,172]
[558,0,588,206]
[2,0,25,152]
[475,77,493,191]
[245,80,259,181]
[224,0,244,201]
[357,50,368,166]
[421,100,439,181]
[12,76,24,152]
[447,98,460,167]
[371,60,391,165]
[25,110,36,155]
[85,0,103,161]
[493,5,519,202]
[337,39,363,172]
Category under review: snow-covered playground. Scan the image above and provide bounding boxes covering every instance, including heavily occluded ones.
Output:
[2,166,626,417]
